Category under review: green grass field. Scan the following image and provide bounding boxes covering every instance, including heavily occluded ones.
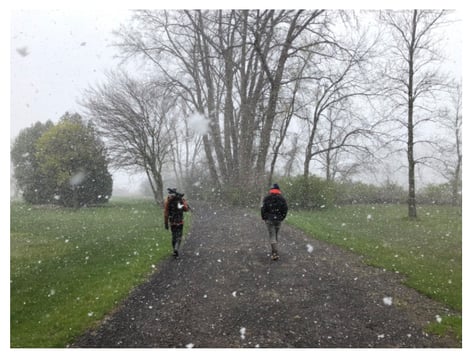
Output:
[11,200,461,346]
[286,204,462,340]
[10,198,188,347]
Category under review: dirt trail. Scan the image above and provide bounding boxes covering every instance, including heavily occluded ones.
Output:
[73,201,458,348]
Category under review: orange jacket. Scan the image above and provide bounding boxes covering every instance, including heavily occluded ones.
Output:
[164,195,189,226]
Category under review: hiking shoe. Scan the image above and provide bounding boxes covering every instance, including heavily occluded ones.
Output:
[173,250,179,257]
[271,252,279,261]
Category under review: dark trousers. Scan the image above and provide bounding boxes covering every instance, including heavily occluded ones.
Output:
[170,224,183,250]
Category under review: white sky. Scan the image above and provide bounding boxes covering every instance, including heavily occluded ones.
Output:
[10,9,132,139]
[8,8,143,193]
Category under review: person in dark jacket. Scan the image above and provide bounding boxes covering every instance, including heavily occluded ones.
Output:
[261,183,288,260]
[164,188,189,257]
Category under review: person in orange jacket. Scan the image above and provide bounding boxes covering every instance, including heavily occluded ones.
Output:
[164,188,189,257]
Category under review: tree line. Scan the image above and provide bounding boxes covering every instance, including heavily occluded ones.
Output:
[12,10,462,215]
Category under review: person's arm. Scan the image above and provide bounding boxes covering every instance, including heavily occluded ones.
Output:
[282,198,288,219]
[182,198,189,212]
[261,197,267,220]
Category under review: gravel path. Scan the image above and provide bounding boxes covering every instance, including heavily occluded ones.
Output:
[73,201,458,348]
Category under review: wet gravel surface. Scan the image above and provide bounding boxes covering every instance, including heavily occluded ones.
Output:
[73,201,458,348]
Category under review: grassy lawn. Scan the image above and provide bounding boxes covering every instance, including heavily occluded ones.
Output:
[11,199,461,345]
[10,198,188,347]
[287,204,461,341]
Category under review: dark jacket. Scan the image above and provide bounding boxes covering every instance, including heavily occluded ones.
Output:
[261,189,288,222]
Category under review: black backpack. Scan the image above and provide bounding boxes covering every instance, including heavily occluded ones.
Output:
[168,195,184,224]
[264,194,288,221]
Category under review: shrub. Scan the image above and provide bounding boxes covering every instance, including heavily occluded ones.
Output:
[278,175,336,210]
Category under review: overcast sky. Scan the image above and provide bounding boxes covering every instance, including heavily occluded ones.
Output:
[10,9,132,138]
[9,9,145,191]
[6,6,463,193]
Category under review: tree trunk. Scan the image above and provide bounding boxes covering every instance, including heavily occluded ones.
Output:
[197,13,228,181]
[452,99,462,206]
[407,10,418,219]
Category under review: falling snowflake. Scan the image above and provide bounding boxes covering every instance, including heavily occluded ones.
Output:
[186,343,194,348]
[240,327,246,340]
[306,244,314,254]
[232,291,237,297]
[16,46,30,57]
[383,297,393,306]
[367,214,372,220]
[87,312,94,317]
[188,113,210,135]
[436,315,442,323]
[70,171,87,186]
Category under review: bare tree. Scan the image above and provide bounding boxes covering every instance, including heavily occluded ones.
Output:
[313,105,374,182]
[447,83,462,206]
[253,10,326,184]
[380,10,450,218]
[114,10,330,200]
[170,100,204,191]
[296,24,379,181]
[282,133,302,178]
[81,71,176,204]
[268,68,302,185]
[115,11,221,189]
[430,82,462,205]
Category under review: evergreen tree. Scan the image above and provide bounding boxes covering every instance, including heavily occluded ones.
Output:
[34,113,112,207]
[11,120,55,204]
